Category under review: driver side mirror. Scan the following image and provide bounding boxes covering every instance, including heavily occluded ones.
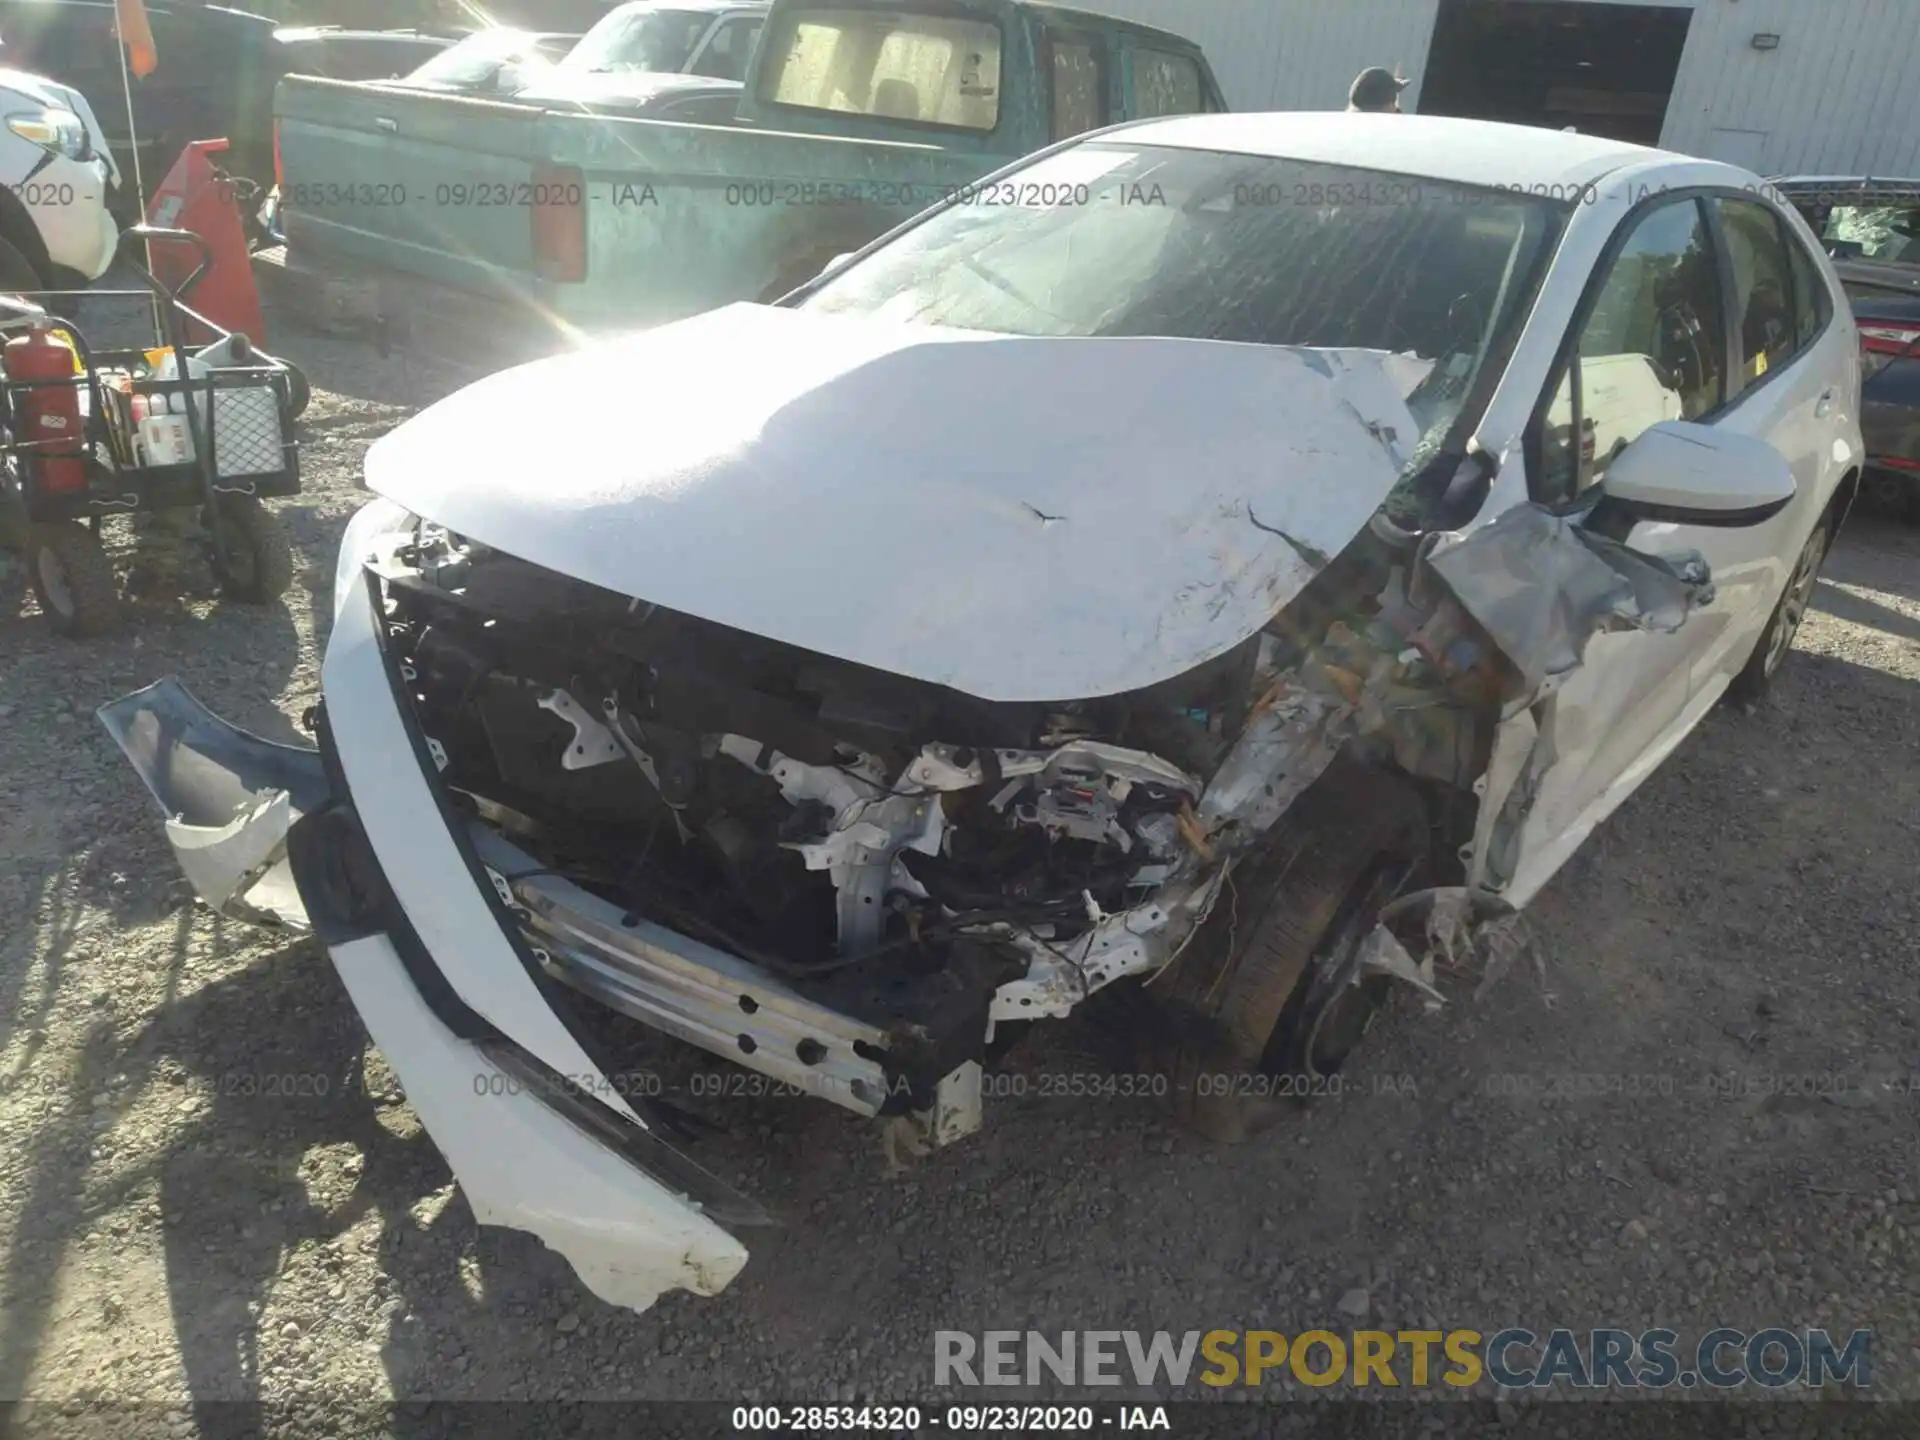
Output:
[1600,421,1796,526]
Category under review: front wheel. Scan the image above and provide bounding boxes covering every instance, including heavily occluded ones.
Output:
[1726,516,1830,704]
[1158,757,1430,1143]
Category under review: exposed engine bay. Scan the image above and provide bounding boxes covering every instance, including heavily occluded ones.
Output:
[371,508,1546,1143]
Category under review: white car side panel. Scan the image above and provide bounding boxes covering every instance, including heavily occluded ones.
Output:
[1466,160,1861,907]
[22,155,118,279]
[323,575,641,1124]
[330,932,748,1310]
[1500,677,1727,910]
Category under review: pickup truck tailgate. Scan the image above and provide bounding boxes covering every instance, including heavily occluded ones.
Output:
[277,76,553,300]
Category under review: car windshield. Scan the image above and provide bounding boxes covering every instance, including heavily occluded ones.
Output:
[562,6,713,74]
[403,29,550,88]
[1819,200,1920,266]
[805,144,1568,453]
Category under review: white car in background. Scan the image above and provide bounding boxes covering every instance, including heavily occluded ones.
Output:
[104,115,1862,1316]
[0,63,118,287]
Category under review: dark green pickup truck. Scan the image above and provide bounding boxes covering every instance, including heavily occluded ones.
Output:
[272,0,1225,357]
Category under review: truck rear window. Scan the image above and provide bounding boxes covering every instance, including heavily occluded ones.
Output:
[758,7,1002,132]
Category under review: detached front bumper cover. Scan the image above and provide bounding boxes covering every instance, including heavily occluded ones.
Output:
[99,675,769,1313]
[98,678,326,928]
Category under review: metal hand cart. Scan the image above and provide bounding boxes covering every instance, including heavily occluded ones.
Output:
[0,225,309,638]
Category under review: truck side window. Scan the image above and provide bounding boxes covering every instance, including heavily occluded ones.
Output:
[1536,198,1727,503]
[1129,47,1203,119]
[1048,37,1104,142]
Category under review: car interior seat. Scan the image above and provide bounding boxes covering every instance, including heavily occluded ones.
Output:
[872,78,921,120]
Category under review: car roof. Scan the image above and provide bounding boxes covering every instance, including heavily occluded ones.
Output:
[1108,112,1756,193]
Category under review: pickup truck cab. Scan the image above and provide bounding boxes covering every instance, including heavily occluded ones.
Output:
[273,0,1224,358]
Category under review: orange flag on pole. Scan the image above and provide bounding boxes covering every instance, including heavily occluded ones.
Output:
[115,0,158,79]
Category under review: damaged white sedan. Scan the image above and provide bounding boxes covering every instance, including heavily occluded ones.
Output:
[102,114,1862,1313]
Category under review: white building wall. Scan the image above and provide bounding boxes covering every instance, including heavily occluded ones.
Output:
[1083,0,1440,113]
[1659,0,1920,176]
[1078,0,1920,178]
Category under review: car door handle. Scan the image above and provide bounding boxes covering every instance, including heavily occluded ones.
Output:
[375,116,399,134]
[1815,387,1836,418]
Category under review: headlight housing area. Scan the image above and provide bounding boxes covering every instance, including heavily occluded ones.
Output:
[7,108,90,161]
[333,496,417,620]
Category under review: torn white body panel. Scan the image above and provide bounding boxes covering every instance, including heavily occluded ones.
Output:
[329,931,748,1312]
[362,304,1422,701]
[326,576,643,1126]
[97,678,330,930]
[1423,503,1714,696]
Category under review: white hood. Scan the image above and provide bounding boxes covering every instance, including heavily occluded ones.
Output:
[365,304,1424,702]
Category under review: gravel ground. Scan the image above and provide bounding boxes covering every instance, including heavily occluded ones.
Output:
[2,314,1918,1425]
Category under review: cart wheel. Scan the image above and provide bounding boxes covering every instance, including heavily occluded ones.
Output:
[28,521,122,637]
[207,494,294,605]
[283,364,311,420]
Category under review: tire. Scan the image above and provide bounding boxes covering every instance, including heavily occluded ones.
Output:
[282,364,311,420]
[0,235,42,295]
[206,494,293,604]
[1157,756,1430,1143]
[1726,511,1832,705]
[27,520,121,637]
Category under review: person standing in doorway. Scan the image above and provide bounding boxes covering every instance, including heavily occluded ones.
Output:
[1347,66,1408,113]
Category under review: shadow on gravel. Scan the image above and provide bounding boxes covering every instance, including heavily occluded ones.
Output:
[0,607,300,1081]
[0,923,511,1408]
[268,317,476,414]
[1813,579,1920,647]
[133,935,583,1411]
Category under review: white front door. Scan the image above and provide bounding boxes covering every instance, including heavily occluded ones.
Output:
[1487,188,1845,906]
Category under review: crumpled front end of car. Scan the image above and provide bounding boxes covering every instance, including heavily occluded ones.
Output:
[99,320,1721,1314]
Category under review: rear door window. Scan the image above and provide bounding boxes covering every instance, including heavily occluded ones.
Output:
[1128,46,1204,119]
[1784,221,1831,349]
[1048,35,1105,142]
[1716,198,1798,386]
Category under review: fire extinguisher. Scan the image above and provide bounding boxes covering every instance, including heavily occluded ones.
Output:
[5,322,86,496]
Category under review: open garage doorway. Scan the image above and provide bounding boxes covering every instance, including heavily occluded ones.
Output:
[1418,0,1692,145]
